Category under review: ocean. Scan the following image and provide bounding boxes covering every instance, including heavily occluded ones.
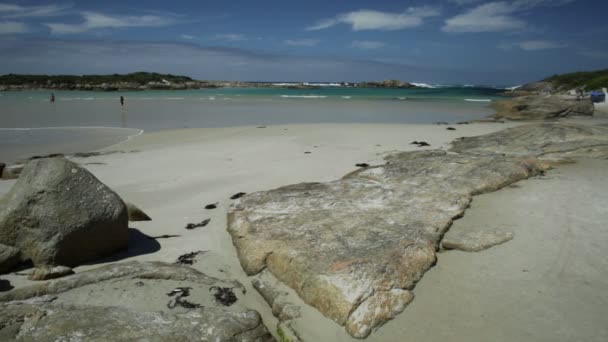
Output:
[0,86,504,162]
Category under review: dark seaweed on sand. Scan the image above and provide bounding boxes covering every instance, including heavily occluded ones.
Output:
[210,286,238,306]
[185,219,210,230]
[175,251,207,265]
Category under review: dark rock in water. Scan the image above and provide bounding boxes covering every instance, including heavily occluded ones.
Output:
[228,150,548,338]
[457,121,471,125]
[447,127,457,131]
[230,192,247,200]
[434,122,449,125]
[355,163,370,168]
[186,219,210,230]
[205,203,218,210]
[210,286,238,306]
[125,202,152,221]
[304,151,312,154]
[0,163,4,178]
[0,244,20,275]
[257,126,267,128]
[176,251,207,265]
[0,158,128,267]
[28,265,74,281]
[0,302,272,341]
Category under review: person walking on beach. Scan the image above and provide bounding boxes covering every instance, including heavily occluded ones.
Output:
[50,93,55,104]
[120,96,125,107]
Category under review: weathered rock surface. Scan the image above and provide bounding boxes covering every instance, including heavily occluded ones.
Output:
[0,303,272,341]
[451,122,608,160]
[0,261,243,302]
[442,230,514,252]
[228,150,547,338]
[126,202,152,221]
[28,265,74,281]
[492,96,594,120]
[0,158,128,266]
[252,271,301,322]
[0,261,273,341]
[0,164,23,180]
[0,244,20,275]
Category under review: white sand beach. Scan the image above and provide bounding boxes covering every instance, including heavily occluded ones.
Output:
[2,119,608,341]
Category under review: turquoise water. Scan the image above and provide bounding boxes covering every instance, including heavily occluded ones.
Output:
[0,87,503,162]
[0,86,504,102]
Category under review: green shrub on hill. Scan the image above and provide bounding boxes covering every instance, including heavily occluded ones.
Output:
[0,72,193,86]
[545,69,608,91]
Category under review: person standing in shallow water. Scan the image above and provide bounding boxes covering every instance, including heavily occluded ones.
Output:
[120,96,124,107]
[50,93,55,104]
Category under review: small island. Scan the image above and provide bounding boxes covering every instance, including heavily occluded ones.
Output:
[0,72,418,91]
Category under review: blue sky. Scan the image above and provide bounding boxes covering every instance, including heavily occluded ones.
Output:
[0,0,607,85]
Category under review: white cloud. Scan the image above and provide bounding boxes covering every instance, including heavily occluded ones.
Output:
[0,20,27,34]
[213,33,245,41]
[443,0,578,33]
[285,39,320,47]
[0,3,68,18]
[307,6,440,31]
[518,40,567,51]
[442,2,525,33]
[46,11,174,34]
[350,40,385,49]
[181,34,195,40]
[499,40,567,51]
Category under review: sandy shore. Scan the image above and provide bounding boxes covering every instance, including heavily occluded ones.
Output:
[2,120,607,341]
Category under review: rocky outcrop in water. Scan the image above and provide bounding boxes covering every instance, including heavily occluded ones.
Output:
[492,96,594,120]
[358,80,415,88]
[0,158,128,266]
[228,150,549,338]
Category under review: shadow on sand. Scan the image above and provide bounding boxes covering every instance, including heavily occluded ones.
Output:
[84,228,161,265]
[0,279,13,292]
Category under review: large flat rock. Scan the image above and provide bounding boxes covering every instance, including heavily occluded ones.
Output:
[0,261,274,341]
[450,122,608,160]
[228,150,548,338]
[0,303,272,341]
[492,96,594,120]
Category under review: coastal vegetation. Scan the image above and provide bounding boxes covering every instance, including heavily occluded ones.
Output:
[0,72,193,86]
[0,72,416,91]
[544,69,608,91]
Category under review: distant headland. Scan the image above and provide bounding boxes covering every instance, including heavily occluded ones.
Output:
[0,72,417,91]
